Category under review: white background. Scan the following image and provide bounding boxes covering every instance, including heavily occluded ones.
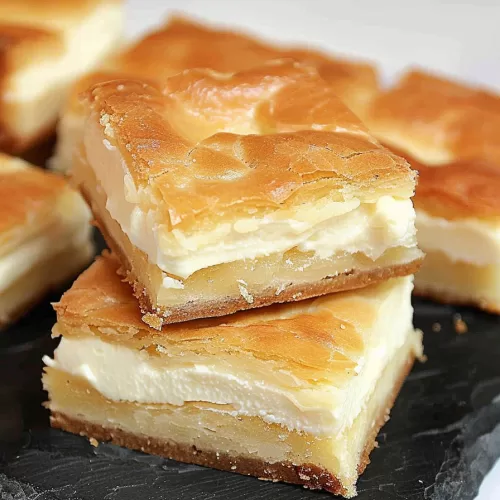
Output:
[126,1,500,497]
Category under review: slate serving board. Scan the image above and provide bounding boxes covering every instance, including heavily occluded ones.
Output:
[1,232,500,500]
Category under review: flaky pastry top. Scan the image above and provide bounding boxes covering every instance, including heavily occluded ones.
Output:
[394,147,500,220]
[54,253,407,384]
[368,70,500,164]
[0,153,67,238]
[82,61,415,229]
[65,16,377,115]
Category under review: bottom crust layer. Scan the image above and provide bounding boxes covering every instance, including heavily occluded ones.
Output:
[414,286,500,314]
[414,249,500,314]
[51,412,347,494]
[48,352,415,497]
[129,256,423,327]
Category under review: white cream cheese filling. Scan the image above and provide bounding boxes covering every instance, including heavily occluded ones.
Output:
[85,119,418,280]
[44,277,415,436]
[417,209,500,266]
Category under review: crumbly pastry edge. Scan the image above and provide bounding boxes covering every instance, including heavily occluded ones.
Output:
[131,258,424,328]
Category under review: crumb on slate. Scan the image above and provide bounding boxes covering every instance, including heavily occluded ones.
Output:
[453,314,468,334]
[432,322,441,333]
[89,437,99,447]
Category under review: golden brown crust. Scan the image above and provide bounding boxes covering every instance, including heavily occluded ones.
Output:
[118,16,378,113]
[386,145,500,220]
[65,71,135,113]
[83,62,414,229]
[416,161,500,220]
[53,252,420,376]
[48,352,415,496]
[67,15,377,118]
[0,153,67,236]
[367,70,500,164]
[106,16,280,83]
[277,47,377,117]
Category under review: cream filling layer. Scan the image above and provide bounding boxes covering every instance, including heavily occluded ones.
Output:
[5,3,122,102]
[85,120,418,280]
[417,210,500,266]
[44,277,415,436]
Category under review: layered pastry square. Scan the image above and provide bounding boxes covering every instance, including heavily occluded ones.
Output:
[408,155,500,312]
[367,70,500,312]
[43,253,422,497]
[366,70,500,166]
[0,154,93,326]
[73,61,423,325]
[0,0,122,154]
[52,15,378,172]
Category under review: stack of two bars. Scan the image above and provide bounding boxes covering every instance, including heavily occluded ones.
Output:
[43,61,423,497]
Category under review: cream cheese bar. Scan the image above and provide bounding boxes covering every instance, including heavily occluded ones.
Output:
[51,15,378,172]
[366,70,500,166]
[0,154,93,326]
[74,61,423,325]
[366,70,500,312]
[43,252,422,497]
[0,0,123,154]
[408,153,500,312]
